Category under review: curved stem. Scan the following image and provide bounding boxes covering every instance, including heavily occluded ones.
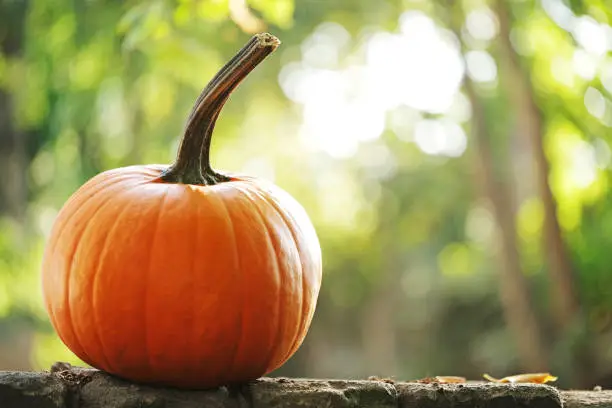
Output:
[161,33,280,185]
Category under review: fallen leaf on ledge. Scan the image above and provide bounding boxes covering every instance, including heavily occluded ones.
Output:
[415,376,467,384]
[483,373,558,384]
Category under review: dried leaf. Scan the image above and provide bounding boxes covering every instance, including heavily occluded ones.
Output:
[435,376,467,384]
[414,376,466,384]
[483,373,558,384]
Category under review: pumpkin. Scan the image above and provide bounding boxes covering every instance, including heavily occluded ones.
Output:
[41,33,322,389]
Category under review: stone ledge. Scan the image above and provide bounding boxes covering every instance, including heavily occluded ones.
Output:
[0,366,610,407]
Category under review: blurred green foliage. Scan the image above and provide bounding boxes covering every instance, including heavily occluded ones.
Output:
[1,0,612,388]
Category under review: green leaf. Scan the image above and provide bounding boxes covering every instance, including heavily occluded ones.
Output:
[248,0,294,29]
[197,0,230,22]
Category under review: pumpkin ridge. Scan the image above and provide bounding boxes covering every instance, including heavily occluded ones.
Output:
[44,171,147,308]
[272,188,322,355]
[142,186,170,378]
[188,189,199,377]
[58,179,148,366]
[46,173,141,262]
[255,191,306,367]
[43,176,144,367]
[211,191,244,382]
[89,186,144,374]
[63,183,134,367]
[233,186,283,374]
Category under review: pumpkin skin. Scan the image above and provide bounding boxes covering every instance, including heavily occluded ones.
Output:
[40,34,322,389]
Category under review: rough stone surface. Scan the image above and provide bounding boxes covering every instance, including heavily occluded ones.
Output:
[78,369,249,408]
[562,390,612,408]
[0,367,611,407]
[0,371,68,408]
[397,382,562,408]
[250,377,397,408]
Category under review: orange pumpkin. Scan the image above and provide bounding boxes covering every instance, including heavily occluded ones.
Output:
[41,33,322,389]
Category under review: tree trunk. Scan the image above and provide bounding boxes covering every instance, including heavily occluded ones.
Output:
[464,78,549,372]
[441,0,549,373]
[493,0,579,332]
[493,0,598,388]
[0,0,29,223]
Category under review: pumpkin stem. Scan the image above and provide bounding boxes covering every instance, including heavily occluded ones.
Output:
[160,33,281,185]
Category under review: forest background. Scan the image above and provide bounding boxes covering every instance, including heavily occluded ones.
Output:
[1,0,612,389]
